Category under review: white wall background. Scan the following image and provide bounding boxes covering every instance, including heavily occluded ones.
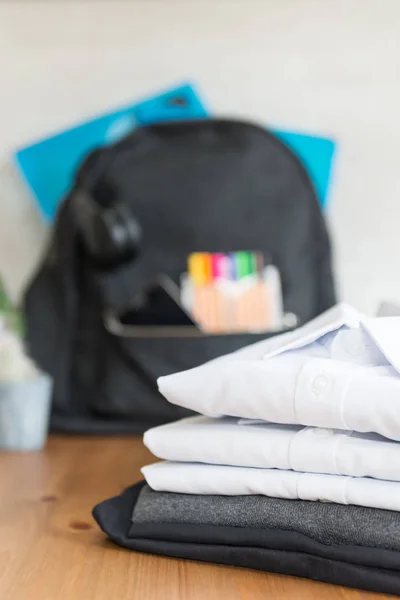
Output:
[1,0,400,314]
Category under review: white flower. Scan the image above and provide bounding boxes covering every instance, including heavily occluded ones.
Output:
[0,331,38,382]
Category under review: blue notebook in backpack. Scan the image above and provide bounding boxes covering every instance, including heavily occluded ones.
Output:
[14,82,335,221]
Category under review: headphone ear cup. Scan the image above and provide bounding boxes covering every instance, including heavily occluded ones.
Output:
[74,155,142,268]
[99,203,141,266]
[118,204,142,252]
[88,208,120,266]
[78,198,141,268]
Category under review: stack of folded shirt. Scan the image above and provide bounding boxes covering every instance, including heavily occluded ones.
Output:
[93,304,400,595]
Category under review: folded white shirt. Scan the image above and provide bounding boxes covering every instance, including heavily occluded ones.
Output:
[144,415,400,482]
[158,304,400,441]
[142,461,400,512]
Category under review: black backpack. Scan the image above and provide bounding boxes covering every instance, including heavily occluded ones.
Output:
[23,118,336,433]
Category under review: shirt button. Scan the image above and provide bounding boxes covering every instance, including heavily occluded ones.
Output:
[312,374,329,394]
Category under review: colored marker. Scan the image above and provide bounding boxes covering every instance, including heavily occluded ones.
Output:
[227,252,238,280]
[235,251,254,279]
[188,252,217,331]
[211,253,227,280]
[188,252,212,285]
[255,251,264,277]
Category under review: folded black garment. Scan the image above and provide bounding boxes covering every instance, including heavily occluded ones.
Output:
[93,482,400,596]
[133,484,400,552]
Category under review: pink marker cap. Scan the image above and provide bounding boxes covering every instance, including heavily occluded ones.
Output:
[211,253,227,280]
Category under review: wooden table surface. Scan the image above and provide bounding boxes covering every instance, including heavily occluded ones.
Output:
[0,435,393,600]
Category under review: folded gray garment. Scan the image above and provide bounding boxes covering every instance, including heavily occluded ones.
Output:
[133,485,400,552]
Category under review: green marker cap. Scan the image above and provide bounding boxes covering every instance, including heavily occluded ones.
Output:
[235,251,255,279]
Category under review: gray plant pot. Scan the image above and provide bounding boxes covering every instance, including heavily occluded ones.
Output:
[0,374,52,451]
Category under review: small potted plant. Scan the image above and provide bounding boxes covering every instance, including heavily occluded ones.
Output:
[0,278,52,451]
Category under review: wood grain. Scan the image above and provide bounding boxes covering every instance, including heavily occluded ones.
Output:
[0,435,393,600]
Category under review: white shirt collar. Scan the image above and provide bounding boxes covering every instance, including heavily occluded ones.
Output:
[262,303,363,360]
[261,303,400,374]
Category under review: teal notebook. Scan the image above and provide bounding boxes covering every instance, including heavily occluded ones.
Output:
[14,82,335,221]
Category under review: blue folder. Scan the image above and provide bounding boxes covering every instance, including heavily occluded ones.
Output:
[14,82,335,221]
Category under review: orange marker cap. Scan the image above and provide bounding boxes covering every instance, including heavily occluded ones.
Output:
[188,252,212,285]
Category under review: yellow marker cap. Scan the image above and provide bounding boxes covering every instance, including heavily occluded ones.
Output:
[188,252,212,285]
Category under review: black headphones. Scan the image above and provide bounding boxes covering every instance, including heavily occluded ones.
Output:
[74,149,142,269]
